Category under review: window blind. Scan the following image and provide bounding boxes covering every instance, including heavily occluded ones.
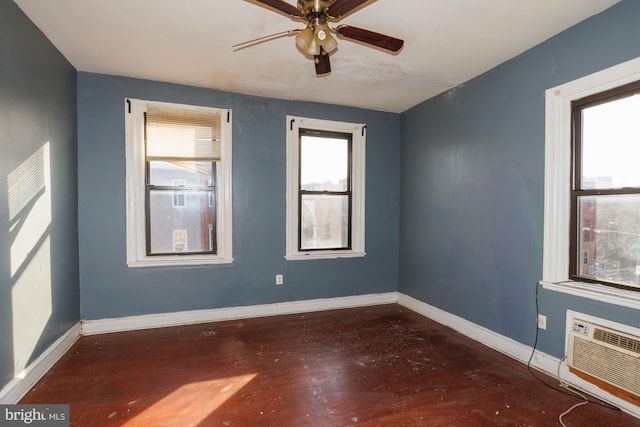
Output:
[146,105,222,161]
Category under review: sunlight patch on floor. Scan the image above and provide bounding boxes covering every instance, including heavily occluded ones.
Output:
[124,373,257,426]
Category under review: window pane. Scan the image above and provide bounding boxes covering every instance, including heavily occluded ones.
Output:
[300,135,349,191]
[301,194,349,250]
[148,161,214,187]
[149,189,214,254]
[578,194,640,288]
[581,94,640,189]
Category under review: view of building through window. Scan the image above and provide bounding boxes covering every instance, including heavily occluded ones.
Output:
[148,161,215,254]
[576,93,640,288]
[299,132,350,250]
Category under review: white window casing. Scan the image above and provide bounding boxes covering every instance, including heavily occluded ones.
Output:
[542,56,640,309]
[286,115,366,260]
[125,99,233,267]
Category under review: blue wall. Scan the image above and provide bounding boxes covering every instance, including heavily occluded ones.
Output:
[4,0,637,398]
[77,73,401,320]
[399,0,640,357]
[0,1,79,390]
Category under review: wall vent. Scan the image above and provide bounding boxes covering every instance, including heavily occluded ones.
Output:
[568,317,640,406]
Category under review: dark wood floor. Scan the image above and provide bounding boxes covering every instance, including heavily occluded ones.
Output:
[21,304,640,426]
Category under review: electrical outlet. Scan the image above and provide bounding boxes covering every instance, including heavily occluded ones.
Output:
[275,274,283,285]
[538,314,547,330]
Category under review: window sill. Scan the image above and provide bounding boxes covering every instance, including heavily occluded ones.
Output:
[127,255,233,268]
[540,280,640,310]
[285,251,366,261]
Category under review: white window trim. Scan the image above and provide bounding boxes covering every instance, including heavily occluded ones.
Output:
[125,99,233,267]
[541,56,640,309]
[285,115,366,260]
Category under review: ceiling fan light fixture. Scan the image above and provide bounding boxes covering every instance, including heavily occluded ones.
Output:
[315,26,328,42]
[322,33,338,53]
[295,26,314,50]
[304,38,320,56]
[314,24,337,53]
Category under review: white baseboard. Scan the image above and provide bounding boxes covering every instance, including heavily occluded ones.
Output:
[397,293,539,363]
[4,292,637,418]
[82,292,398,335]
[0,323,81,404]
[396,292,640,419]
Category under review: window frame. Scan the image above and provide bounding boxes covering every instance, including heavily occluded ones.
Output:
[125,99,233,267]
[542,56,640,308]
[146,169,216,256]
[298,128,353,252]
[569,81,640,290]
[286,115,366,260]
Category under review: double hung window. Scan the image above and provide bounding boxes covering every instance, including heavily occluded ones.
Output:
[571,82,640,290]
[286,116,366,260]
[299,128,352,251]
[125,99,232,266]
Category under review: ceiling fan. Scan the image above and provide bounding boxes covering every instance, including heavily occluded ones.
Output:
[239,0,404,75]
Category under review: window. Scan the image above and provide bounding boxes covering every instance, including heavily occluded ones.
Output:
[299,129,351,250]
[171,179,187,208]
[125,99,233,267]
[173,229,187,252]
[286,116,365,260]
[571,82,640,290]
[543,56,640,306]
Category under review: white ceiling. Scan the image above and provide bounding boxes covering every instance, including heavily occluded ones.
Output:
[15,0,620,113]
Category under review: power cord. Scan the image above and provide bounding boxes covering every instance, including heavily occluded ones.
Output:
[526,281,577,398]
[558,385,589,426]
[555,356,589,426]
[526,281,620,413]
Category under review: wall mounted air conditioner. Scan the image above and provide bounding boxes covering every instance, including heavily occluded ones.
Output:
[567,313,640,406]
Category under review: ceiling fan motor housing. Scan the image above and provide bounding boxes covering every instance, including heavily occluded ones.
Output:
[298,0,331,17]
[295,0,337,55]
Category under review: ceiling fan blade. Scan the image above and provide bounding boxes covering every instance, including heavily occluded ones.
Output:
[327,0,371,18]
[336,25,404,52]
[252,0,302,17]
[314,48,331,75]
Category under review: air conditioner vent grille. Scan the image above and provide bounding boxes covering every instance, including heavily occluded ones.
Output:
[594,328,640,354]
[573,336,640,397]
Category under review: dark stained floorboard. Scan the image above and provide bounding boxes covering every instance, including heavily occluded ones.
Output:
[21,304,640,426]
